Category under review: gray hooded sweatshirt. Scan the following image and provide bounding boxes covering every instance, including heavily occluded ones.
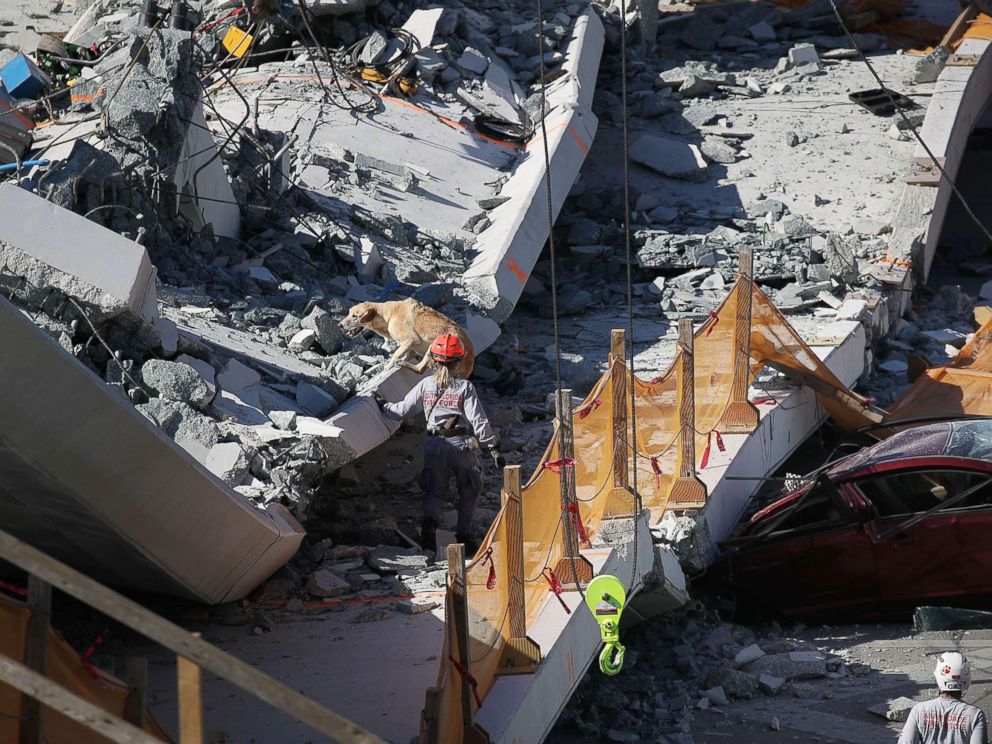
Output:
[382,377,497,449]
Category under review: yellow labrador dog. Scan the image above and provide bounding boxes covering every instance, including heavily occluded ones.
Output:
[338,298,475,380]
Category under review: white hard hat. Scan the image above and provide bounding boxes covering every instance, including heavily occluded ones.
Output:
[934,652,971,693]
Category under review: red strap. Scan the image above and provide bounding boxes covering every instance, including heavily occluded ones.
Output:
[705,310,720,337]
[542,457,576,474]
[0,581,28,597]
[449,655,483,707]
[651,456,663,488]
[197,6,245,34]
[865,396,877,405]
[79,634,107,682]
[700,431,712,469]
[566,503,588,542]
[543,569,571,614]
[577,399,602,420]
[751,396,776,405]
[482,548,496,590]
[714,431,726,453]
[648,375,665,385]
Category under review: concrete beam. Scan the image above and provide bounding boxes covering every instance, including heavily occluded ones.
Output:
[0,294,304,604]
[464,9,603,322]
[0,183,158,323]
[889,37,992,280]
[318,12,605,467]
[475,515,661,743]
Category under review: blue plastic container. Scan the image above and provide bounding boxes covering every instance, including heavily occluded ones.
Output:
[0,53,51,99]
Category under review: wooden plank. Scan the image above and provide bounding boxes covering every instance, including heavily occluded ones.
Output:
[19,576,51,744]
[503,466,525,641]
[123,658,148,729]
[0,654,159,744]
[178,637,204,744]
[939,3,978,48]
[718,250,760,433]
[555,389,582,561]
[447,543,471,723]
[670,319,707,508]
[0,527,385,744]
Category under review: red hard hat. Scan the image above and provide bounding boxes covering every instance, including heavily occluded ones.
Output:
[430,334,466,363]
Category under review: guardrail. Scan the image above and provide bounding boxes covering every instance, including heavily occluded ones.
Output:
[0,528,384,744]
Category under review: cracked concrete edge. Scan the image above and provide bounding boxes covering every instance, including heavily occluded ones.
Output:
[0,293,304,604]
[464,7,604,323]
[889,37,992,283]
[318,10,604,468]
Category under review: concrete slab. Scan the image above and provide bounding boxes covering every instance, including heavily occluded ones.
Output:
[0,183,158,322]
[0,294,303,604]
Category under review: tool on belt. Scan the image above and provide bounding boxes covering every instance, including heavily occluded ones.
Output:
[428,414,470,438]
[585,575,627,676]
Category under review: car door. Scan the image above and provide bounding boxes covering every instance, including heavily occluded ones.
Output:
[853,469,989,613]
[731,481,877,618]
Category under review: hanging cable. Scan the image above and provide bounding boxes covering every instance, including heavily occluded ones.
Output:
[825,0,992,246]
[619,0,642,591]
[534,0,586,603]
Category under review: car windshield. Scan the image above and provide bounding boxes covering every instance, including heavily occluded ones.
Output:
[945,420,992,460]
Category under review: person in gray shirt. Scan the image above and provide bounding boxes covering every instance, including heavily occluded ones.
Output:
[375,334,503,553]
[899,652,987,744]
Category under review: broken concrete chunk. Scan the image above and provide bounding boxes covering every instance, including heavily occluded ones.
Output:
[289,328,317,352]
[305,568,350,598]
[218,359,262,392]
[743,651,827,680]
[867,696,917,722]
[703,686,729,706]
[268,410,298,430]
[456,47,489,75]
[758,673,785,694]
[749,21,776,42]
[206,442,251,487]
[141,359,214,409]
[788,44,820,67]
[296,381,339,418]
[630,134,708,182]
[301,305,345,356]
[734,643,765,666]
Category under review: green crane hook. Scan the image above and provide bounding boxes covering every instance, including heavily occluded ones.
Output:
[584,575,627,676]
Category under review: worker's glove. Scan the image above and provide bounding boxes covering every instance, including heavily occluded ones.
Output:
[490,450,506,470]
[371,390,388,408]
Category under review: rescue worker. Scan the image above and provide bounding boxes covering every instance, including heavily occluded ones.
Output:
[375,334,504,552]
[898,652,988,744]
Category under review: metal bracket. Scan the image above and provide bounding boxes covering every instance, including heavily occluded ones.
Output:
[906,156,946,186]
[947,54,981,67]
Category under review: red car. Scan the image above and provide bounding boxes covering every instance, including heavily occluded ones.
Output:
[704,419,992,620]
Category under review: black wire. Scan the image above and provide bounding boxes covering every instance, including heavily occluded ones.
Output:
[825,0,992,247]
[620,0,642,593]
[534,0,586,604]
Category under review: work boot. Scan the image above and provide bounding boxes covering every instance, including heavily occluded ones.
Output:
[420,518,437,552]
[456,532,481,557]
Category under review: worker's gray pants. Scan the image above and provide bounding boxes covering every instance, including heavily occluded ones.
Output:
[419,436,482,536]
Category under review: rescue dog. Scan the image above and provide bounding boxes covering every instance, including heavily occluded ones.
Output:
[338,298,475,381]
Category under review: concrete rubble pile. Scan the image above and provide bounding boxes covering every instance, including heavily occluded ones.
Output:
[549,605,883,744]
[0,0,599,529]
